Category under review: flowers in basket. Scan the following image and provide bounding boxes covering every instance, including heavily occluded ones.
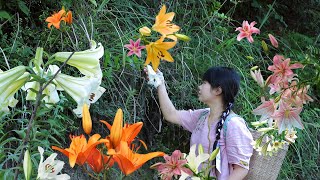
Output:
[249,55,313,156]
[235,19,314,156]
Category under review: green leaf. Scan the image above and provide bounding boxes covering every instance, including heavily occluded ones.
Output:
[104,49,111,67]
[89,0,97,7]
[0,11,10,20]
[18,1,30,16]
[98,0,110,11]
[13,129,26,139]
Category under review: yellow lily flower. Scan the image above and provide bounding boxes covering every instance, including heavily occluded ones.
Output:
[152,5,180,37]
[145,36,176,71]
[52,40,103,77]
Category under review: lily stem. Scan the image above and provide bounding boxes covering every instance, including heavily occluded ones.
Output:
[82,165,99,180]
[13,52,75,180]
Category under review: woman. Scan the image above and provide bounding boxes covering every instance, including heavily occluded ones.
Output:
[147,66,253,180]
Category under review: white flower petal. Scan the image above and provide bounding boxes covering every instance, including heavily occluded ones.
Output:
[0,66,26,93]
[53,40,104,77]
[0,72,30,112]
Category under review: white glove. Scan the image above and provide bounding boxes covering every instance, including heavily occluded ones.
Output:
[146,65,164,88]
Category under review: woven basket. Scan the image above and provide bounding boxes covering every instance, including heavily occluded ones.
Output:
[244,131,288,180]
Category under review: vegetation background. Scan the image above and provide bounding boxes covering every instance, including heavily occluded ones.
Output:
[0,0,319,179]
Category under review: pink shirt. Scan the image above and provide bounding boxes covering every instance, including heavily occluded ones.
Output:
[178,108,253,180]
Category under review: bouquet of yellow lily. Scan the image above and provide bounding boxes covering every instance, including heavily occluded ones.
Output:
[124,5,190,71]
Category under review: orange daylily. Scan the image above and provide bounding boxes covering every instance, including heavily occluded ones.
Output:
[145,36,177,71]
[82,103,92,135]
[100,109,144,149]
[45,9,66,29]
[86,148,114,173]
[52,134,108,167]
[108,141,164,175]
[64,11,73,25]
[152,5,180,37]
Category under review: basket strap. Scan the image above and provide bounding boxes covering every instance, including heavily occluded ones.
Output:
[223,114,239,142]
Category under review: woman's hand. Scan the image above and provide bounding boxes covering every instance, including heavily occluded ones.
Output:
[227,164,249,180]
[144,65,164,88]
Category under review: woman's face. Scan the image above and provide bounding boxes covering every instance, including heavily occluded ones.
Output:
[198,81,217,104]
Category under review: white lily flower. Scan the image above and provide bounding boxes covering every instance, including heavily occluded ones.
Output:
[0,66,26,94]
[185,144,210,174]
[179,170,200,180]
[53,71,105,117]
[37,146,70,180]
[52,40,104,77]
[0,72,30,113]
[22,67,60,106]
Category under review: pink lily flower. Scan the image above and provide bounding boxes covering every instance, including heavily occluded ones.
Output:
[268,34,279,48]
[151,150,192,180]
[272,101,304,133]
[282,81,303,106]
[124,39,145,57]
[267,55,303,84]
[250,68,264,88]
[252,99,277,126]
[235,20,260,43]
[297,85,313,104]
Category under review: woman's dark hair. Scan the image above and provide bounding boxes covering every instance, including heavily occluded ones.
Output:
[202,66,241,151]
[202,66,240,106]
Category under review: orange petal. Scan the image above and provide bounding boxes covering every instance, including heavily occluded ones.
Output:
[86,148,103,173]
[68,153,78,167]
[100,120,112,130]
[52,146,69,157]
[122,122,143,144]
[111,154,135,175]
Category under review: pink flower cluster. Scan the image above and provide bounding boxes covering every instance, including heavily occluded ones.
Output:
[252,55,313,133]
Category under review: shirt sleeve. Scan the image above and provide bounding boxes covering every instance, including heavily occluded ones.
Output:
[225,117,253,170]
[178,109,208,132]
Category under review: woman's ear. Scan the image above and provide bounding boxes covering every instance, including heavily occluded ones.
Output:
[214,86,223,95]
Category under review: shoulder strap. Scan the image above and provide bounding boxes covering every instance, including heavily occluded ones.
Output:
[198,109,210,122]
[223,114,239,141]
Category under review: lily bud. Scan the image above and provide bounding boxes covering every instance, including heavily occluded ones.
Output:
[261,40,268,53]
[257,127,274,133]
[174,34,191,42]
[268,34,278,48]
[251,120,268,127]
[82,103,92,135]
[139,26,151,36]
[209,147,220,161]
[250,68,264,88]
[246,56,254,61]
[198,144,204,154]
[250,66,259,71]
[23,149,32,180]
